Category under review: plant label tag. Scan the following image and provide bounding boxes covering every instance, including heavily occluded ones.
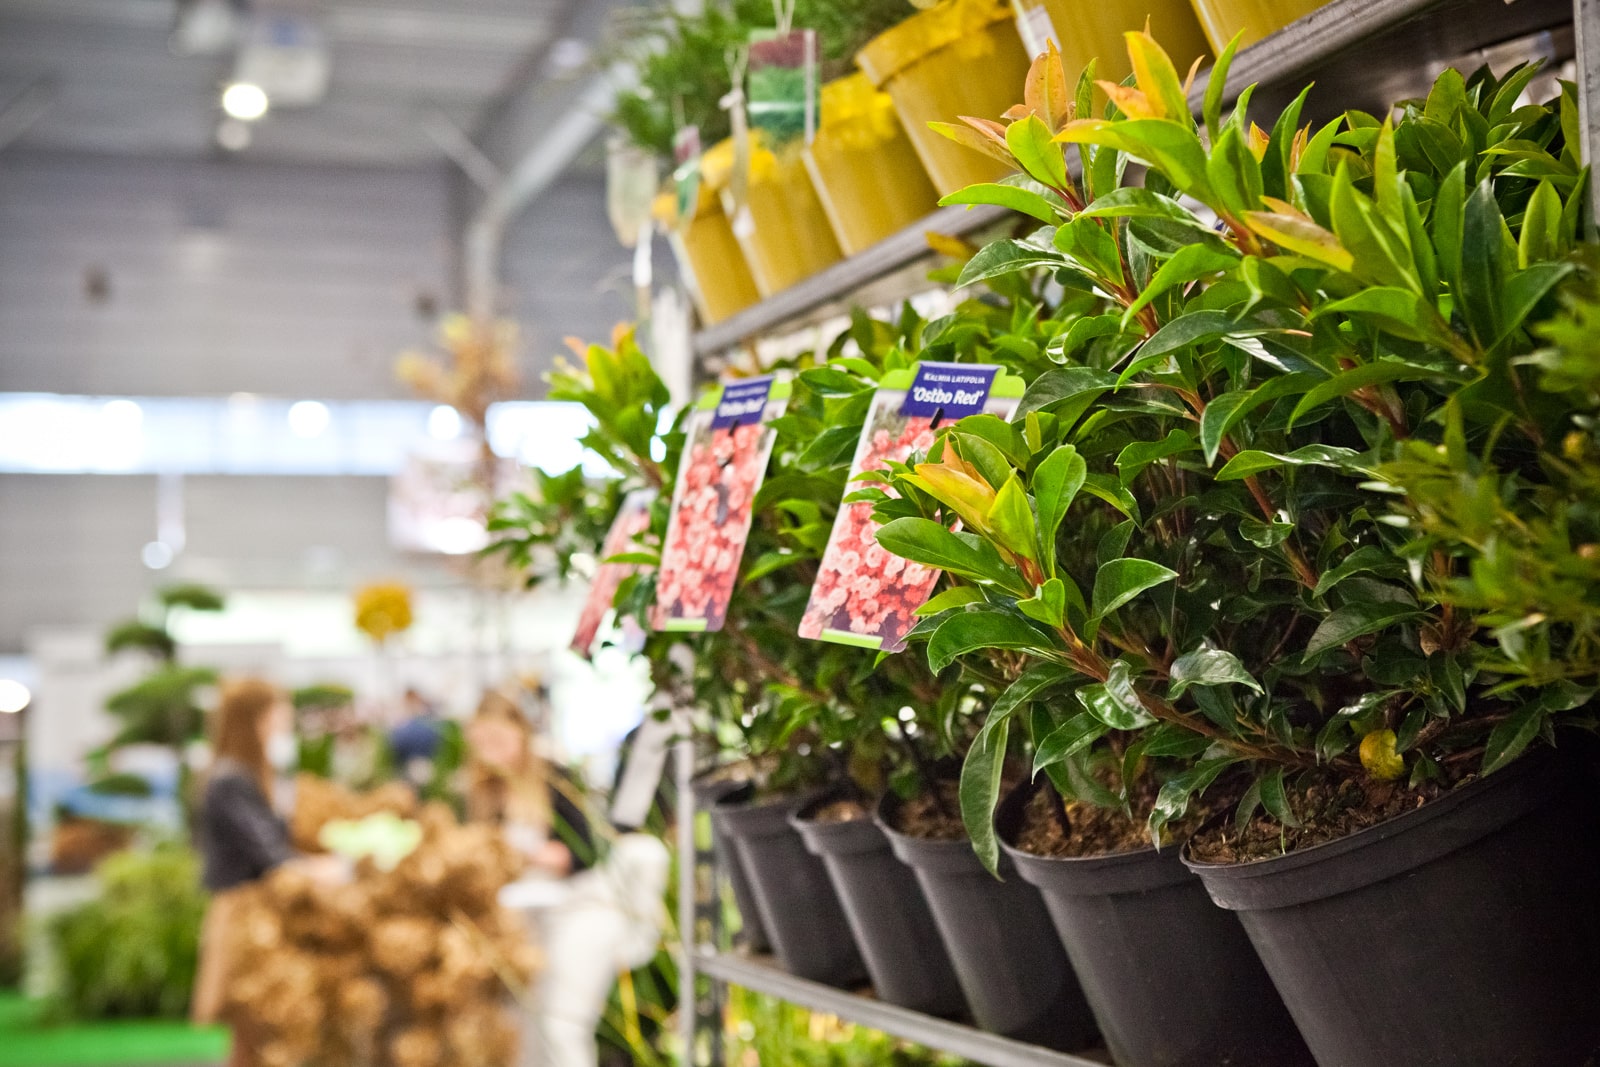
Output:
[711,375,774,429]
[672,125,702,233]
[801,364,1023,652]
[899,362,1000,421]
[571,488,657,658]
[747,28,818,145]
[654,378,790,633]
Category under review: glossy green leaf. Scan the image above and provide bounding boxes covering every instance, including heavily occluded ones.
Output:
[1311,289,1460,350]
[1199,373,1320,465]
[1215,444,1362,481]
[873,518,1024,592]
[1033,444,1086,577]
[1312,544,1405,598]
[1201,32,1242,141]
[1018,577,1068,629]
[1459,178,1507,347]
[1115,429,1197,485]
[1481,701,1543,775]
[1259,766,1302,827]
[1006,113,1072,193]
[1122,244,1241,326]
[1091,558,1178,620]
[1077,659,1156,729]
[1055,118,1214,203]
[915,585,986,616]
[1149,758,1235,839]
[1169,647,1263,697]
[1077,187,1209,230]
[987,473,1039,560]
[1033,712,1109,775]
[1305,603,1423,658]
[955,239,1063,289]
[1286,358,1454,428]
[1015,366,1118,420]
[960,710,1010,874]
[928,610,1056,672]
[940,182,1061,223]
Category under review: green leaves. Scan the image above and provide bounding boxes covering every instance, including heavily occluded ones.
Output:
[1032,713,1108,775]
[955,239,1064,289]
[1077,659,1156,729]
[927,611,1057,672]
[1305,603,1424,658]
[1215,444,1362,481]
[1091,559,1177,620]
[940,183,1060,224]
[1169,648,1262,698]
[1481,702,1544,775]
[1006,113,1072,193]
[873,518,1024,594]
[960,706,1011,875]
[1032,445,1086,576]
[960,663,1076,872]
[1055,119,1214,206]
[987,474,1038,561]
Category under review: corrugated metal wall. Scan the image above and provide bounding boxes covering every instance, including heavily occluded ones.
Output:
[0,150,451,399]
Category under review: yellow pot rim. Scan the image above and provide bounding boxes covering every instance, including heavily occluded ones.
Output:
[857,0,1014,87]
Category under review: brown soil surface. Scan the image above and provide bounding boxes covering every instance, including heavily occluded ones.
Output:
[893,780,968,840]
[1188,771,1457,865]
[808,798,869,824]
[1013,788,1153,858]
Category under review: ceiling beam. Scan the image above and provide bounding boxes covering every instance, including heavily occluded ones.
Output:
[455,0,641,320]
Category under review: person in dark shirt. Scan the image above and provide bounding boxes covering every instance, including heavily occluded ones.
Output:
[191,677,339,1067]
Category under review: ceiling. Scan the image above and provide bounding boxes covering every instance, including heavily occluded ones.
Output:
[0,0,582,167]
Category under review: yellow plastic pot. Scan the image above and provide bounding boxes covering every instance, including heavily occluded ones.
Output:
[654,188,760,326]
[857,0,1032,197]
[705,135,843,298]
[804,74,940,256]
[1188,0,1330,53]
[1012,0,1211,85]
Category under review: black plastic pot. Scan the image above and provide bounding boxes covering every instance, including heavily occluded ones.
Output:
[876,791,1099,1051]
[712,787,866,987]
[692,775,769,953]
[791,796,967,1018]
[1183,751,1600,1067]
[997,783,1313,1067]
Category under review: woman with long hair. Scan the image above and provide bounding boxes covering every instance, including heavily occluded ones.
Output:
[190,677,337,1067]
[465,688,593,875]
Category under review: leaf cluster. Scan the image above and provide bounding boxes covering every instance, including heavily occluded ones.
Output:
[868,35,1595,864]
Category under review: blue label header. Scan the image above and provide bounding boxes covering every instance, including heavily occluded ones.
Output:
[899,363,999,420]
[712,376,775,429]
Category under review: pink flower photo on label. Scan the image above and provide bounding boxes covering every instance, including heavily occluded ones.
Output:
[654,405,781,632]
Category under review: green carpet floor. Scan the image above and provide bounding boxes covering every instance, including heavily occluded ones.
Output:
[0,993,228,1067]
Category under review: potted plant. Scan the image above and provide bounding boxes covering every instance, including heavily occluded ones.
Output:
[612,2,764,322]
[871,34,1599,1065]
[856,0,1032,195]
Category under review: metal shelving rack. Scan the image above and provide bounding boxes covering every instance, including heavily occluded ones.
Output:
[677,1,1600,1062]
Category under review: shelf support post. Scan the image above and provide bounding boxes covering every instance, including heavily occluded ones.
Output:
[1580,0,1600,234]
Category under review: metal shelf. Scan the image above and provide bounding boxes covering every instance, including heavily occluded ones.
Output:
[691,203,1009,358]
[1190,0,1576,116]
[698,950,1113,1067]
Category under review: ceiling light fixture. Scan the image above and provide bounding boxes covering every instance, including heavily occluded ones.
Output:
[428,405,462,441]
[287,400,331,439]
[0,679,29,714]
[221,82,269,121]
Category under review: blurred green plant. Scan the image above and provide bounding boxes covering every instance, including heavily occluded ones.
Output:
[49,845,207,1020]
